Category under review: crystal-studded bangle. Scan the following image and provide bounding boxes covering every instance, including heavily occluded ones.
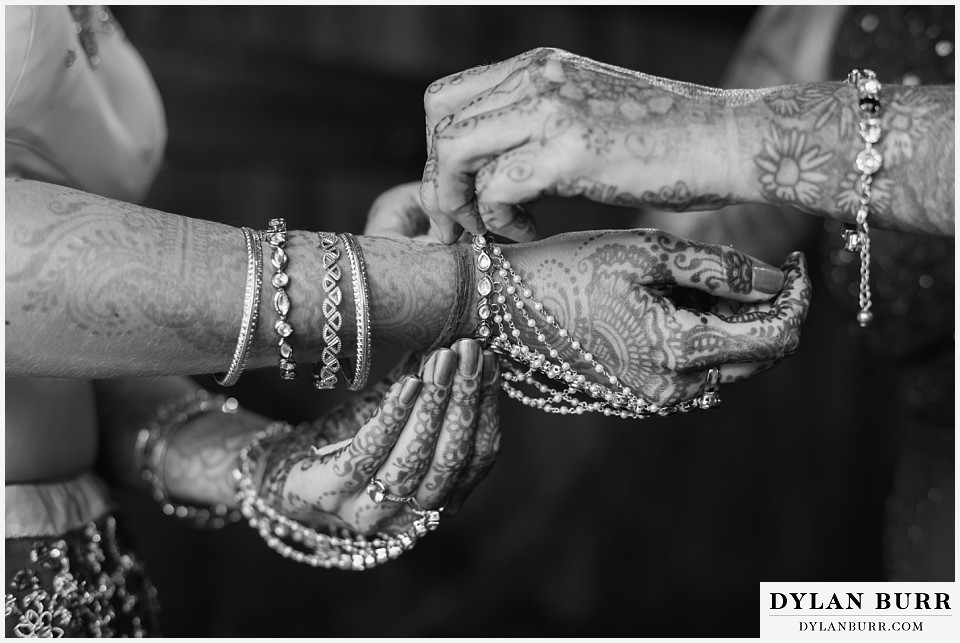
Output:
[313,232,343,390]
[473,234,497,344]
[842,68,883,327]
[338,233,372,391]
[136,389,244,528]
[215,227,263,387]
[264,218,297,379]
[471,233,720,419]
[234,421,437,570]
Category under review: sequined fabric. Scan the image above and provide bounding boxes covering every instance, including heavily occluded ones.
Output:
[5,514,161,637]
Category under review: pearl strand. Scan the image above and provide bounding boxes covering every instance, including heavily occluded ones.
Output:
[472,235,715,419]
[234,421,436,571]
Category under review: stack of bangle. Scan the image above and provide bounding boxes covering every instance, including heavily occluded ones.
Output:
[215,227,263,387]
[234,421,437,570]
[136,389,243,529]
[264,218,297,379]
[337,232,372,391]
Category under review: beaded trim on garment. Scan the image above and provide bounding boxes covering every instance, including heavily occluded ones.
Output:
[67,5,124,68]
[4,515,160,637]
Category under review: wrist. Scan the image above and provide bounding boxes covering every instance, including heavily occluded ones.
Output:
[453,242,481,340]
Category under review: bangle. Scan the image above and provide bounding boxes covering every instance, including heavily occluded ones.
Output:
[473,234,496,344]
[264,218,297,379]
[338,233,372,391]
[471,234,721,418]
[234,421,438,570]
[842,68,882,327]
[426,243,474,352]
[313,232,343,390]
[215,227,263,387]
[136,389,243,529]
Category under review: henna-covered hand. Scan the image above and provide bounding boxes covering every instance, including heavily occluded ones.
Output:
[420,47,751,243]
[257,339,501,536]
[501,229,811,405]
[422,47,954,241]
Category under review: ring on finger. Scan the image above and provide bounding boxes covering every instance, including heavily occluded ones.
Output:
[696,367,722,409]
[407,498,444,532]
[367,478,414,505]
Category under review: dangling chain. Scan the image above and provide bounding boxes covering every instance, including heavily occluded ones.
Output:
[471,234,720,419]
[842,68,882,327]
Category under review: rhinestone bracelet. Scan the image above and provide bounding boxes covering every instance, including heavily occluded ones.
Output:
[842,68,883,327]
[313,232,344,390]
[234,421,437,570]
[472,234,720,418]
[136,389,244,528]
[264,218,297,379]
[215,227,263,387]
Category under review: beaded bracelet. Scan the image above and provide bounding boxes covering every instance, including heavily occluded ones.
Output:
[338,233,372,391]
[215,227,263,387]
[264,218,297,379]
[842,69,883,327]
[313,232,344,390]
[472,234,720,418]
[234,421,438,570]
[136,389,244,528]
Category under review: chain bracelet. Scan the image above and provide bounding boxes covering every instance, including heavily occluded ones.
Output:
[843,68,882,327]
[234,421,437,570]
[471,234,720,418]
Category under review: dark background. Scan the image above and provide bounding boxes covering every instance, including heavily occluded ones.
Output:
[108,6,899,637]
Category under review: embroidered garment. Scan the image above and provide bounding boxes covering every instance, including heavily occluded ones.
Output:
[5,515,161,638]
[5,473,161,637]
[5,5,166,202]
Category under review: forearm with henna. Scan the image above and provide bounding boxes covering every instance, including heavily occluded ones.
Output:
[735,82,954,235]
[5,179,472,377]
[444,49,952,236]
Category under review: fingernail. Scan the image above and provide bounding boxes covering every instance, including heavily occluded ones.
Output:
[752,261,785,295]
[420,351,439,379]
[481,351,499,384]
[434,349,458,386]
[457,339,480,375]
[400,377,423,405]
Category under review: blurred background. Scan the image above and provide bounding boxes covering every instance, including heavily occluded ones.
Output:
[105,5,939,637]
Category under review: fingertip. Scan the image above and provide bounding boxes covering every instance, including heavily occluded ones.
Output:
[481,351,500,386]
[399,376,423,405]
[751,261,785,296]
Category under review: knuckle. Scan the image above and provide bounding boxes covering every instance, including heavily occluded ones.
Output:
[423,80,452,115]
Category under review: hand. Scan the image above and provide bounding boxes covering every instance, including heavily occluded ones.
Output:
[421,47,732,243]
[498,229,811,405]
[364,182,435,242]
[257,339,501,536]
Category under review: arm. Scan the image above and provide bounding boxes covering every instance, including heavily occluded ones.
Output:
[640,5,840,262]
[419,48,954,241]
[94,376,266,504]
[5,178,474,377]
[94,342,503,536]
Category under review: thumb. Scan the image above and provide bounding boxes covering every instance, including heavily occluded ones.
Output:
[364,182,431,238]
